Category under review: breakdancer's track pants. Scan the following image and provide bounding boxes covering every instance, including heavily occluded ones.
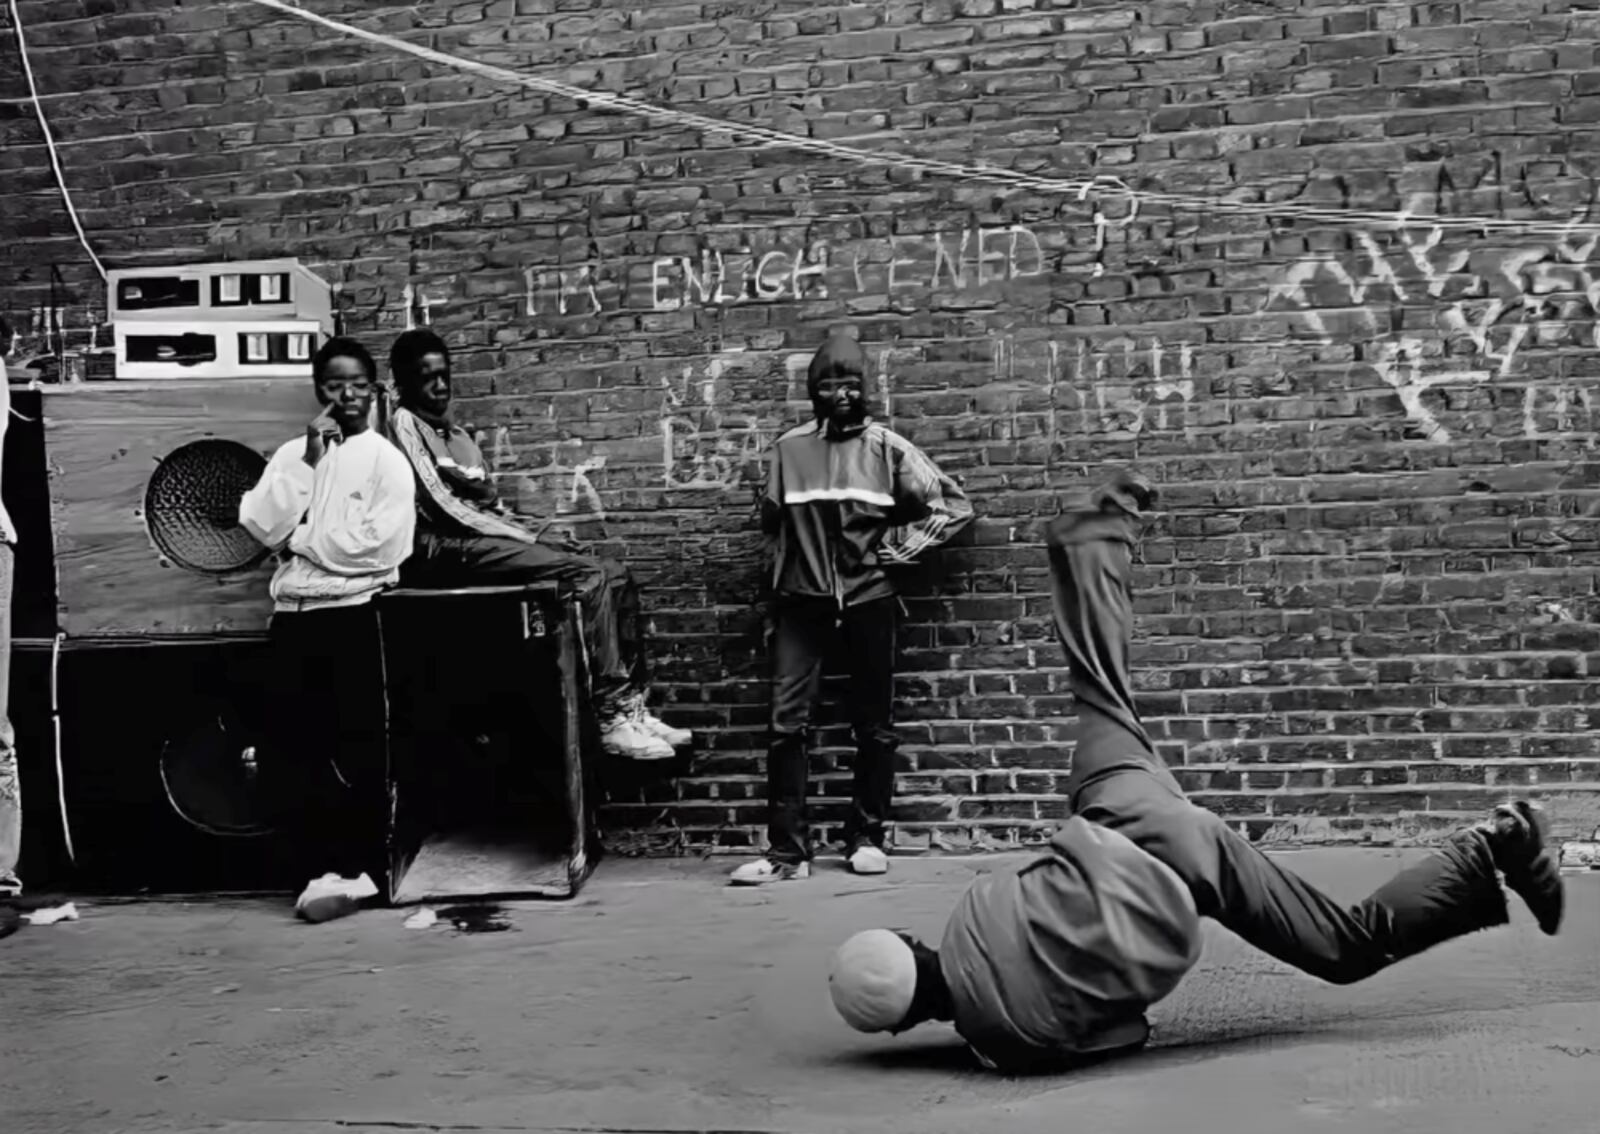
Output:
[1048,503,1509,985]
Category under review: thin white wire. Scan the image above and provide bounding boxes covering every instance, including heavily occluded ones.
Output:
[50,633,76,865]
[7,0,106,280]
[243,0,1599,241]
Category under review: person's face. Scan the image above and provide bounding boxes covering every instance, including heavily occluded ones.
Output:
[814,370,865,424]
[402,351,452,417]
[316,355,375,433]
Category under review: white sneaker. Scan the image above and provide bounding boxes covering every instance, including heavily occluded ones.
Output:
[295,872,379,924]
[848,846,890,875]
[728,858,810,886]
[602,717,675,760]
[637,712,693,748]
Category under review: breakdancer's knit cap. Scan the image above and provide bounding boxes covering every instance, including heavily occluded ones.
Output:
[828,929,917,1032]
[938,817,1202,1067]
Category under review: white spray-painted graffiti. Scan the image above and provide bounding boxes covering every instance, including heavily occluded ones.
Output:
[1264,165,1600,443]
[660,348,771,490]
[1063,336,1195,436]
[653,334,1198,491]
[446,332,1201,508]
[522,223,1054,317]
[481,425,610,521]
[2,305,100,362]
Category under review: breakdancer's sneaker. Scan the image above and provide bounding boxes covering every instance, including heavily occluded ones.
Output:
[1489,800,1564,935]
[728,858,810,886]
[1094,468,1158,517]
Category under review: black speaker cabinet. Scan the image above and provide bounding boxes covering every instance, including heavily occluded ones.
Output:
[50,637,292,895]
[40,589,601,901]
[376,585,599,903]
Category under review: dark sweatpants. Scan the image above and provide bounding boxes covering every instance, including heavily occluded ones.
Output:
[1049,504,1509,986]
[261,603,390,884]
[766,595,898,865]
[401,530,647,708]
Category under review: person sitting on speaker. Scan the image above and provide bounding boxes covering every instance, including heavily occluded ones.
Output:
[383,328,690,762]
[239,336,417,924]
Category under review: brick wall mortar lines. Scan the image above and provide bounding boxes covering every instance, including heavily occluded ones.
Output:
[6,0,1600,853]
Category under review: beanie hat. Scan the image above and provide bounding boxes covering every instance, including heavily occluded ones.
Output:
[806,330,868,400]
[828,929,918,1033]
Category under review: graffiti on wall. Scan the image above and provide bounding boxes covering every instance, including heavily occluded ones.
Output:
[2,305,100,361]
[1264,158,1600,442]
[522,222,1056,317]
[481,424,610,522]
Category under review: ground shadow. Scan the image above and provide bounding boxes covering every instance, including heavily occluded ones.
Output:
[813,1009,1465,1082]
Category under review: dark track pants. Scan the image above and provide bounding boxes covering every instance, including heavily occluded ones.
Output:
[262,604,390,883]
[402,530,647,709]
[766,596,898,865]
[1048,503,1509,986]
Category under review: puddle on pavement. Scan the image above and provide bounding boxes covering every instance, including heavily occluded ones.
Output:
[436,903,514,934]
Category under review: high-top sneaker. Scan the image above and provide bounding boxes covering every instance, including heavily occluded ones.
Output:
[1488,800,1564,935]
[601,712,674,760]
[626,693,692,749]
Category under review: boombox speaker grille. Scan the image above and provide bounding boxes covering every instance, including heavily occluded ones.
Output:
[145,438,272,574]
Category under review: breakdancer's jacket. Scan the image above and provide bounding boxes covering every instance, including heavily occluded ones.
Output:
[759,416,972,608]
[938,816,1202,1070]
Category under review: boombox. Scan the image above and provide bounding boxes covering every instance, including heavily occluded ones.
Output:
[108,259,334,328]
[108,259,335,383]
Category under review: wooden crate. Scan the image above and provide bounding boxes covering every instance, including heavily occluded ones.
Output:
[43,378,320,638]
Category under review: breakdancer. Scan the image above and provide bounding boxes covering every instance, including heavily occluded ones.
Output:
[826,471,1565,1072]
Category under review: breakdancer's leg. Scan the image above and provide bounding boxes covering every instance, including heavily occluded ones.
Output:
[1050,473,1563,986]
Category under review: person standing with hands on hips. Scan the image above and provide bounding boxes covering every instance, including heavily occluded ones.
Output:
[239,337,416,924]
[730,328,973,886]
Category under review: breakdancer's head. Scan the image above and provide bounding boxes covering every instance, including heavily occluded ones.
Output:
[828,929,952,1035]
[807,328,871,437]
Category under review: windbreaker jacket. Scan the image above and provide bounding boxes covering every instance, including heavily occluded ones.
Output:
[939,817,1203,1071]
[759,418,972,607]
[387,406,544,545]
[238,430,416,614]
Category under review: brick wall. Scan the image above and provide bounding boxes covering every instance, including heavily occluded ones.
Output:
[5,0,1600,853]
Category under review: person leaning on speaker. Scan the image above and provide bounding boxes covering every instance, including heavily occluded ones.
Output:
[382,328,691,762]
[238,336,417,924]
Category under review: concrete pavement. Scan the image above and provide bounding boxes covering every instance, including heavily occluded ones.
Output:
[3,849,1597,1134]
